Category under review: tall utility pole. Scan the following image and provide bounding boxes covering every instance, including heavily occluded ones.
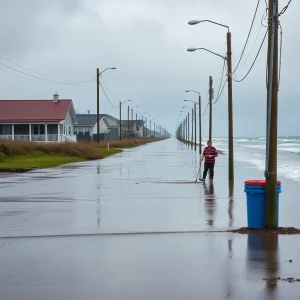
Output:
[227,31,234,183]
[265,0,279,229]
[191,108,194,145]
[209,76,213,141]
[131,109,134,135]
[199,95,202,154]
[136,113,138,137]
[194,102,197,149]
[119,101,122,140]
[186,116,188,143]
[127,105,130,139]
[96,68,100,143]
[188,112,190,144]
[154,122,156,137]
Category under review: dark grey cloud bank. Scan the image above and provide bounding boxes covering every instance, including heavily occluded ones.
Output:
[0,0,298,137]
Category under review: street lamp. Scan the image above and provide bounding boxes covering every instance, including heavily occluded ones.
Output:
[96,67,116,143]
[183,106,194,145]
[140,112,148,138]
[180,110,189,144]
[131,106,138,137]
[119,100,131,140]
[187,48,227,60]
[188,18,234,183]
[185,90,202,154]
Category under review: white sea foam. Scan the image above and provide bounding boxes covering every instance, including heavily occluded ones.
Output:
[220,137,300,182]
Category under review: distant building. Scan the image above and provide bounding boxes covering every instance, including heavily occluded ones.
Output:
[120,120,145,138]
[75,113,119,141]
[0,95,77,142]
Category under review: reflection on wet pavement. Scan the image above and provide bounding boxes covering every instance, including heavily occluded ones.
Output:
[0,138,300,299]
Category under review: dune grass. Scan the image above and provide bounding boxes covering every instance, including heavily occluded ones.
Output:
[0,138,162,170]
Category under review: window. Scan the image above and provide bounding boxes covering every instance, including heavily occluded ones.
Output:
[33,125,45,135]
[136,126,140,132]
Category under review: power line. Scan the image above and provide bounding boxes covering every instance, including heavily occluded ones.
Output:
[277,0,292,17]
[215,58,226,101]
[0,57,94,85]
[99,81,118,108]
[213,79,227,104]
[233,0,261,74]
[202,101,209,115]
[0,65,57,83]
[240,21,264,67]
[230,28,268,83]
[0,55,93,84]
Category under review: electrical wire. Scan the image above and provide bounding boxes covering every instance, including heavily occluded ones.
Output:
[99,81,118,108]
[0,60,94,85]
[214,58,226,102]
[240,22,264,67]
[233,0,261,74]
[0,55,93,84]
[202,101,209,115]
[277,0,292,17]
[261,7,268,27]
[230,28,268,83]
[0,65,57,83]
[213,79,228,104]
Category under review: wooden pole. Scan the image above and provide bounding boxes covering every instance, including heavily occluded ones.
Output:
[227,32,234,183]
[265,0,279,229]
[96,68,100,143]
[209,76,213,141]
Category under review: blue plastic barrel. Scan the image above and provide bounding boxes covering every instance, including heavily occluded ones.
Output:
[244,180,282,229]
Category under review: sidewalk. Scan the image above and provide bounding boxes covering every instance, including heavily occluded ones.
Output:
[0,138,300,299]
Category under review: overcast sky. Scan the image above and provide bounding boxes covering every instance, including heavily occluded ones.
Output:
[0,0,298,137]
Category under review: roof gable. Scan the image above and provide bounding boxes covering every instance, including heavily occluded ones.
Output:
[0,99,72,123]
[75,114,118,126]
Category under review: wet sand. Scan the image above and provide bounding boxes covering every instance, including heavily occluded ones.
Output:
[0,138,300,299]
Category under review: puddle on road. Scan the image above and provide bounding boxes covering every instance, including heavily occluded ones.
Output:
[0,210,29,217]
[150,180,199,184]
[0,196,74,203]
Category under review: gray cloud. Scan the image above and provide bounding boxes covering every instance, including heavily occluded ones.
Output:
[0,0,298,136]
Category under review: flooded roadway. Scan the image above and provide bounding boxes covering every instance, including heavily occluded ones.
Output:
[1,138,300,299]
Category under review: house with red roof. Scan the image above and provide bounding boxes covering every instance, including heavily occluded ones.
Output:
[0,93,77,142]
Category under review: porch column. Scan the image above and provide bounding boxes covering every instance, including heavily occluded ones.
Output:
[12,124,14,141]
[57,124,60,142]
[45,124,48,142]
[29,124,32,141]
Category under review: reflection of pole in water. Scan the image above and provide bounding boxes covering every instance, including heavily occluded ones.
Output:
[228,180,234,227]
[204,183,215,226]
[247,234,279,298]
[223,237,233,298]
[97,198,100,228]
[264,235,279,296]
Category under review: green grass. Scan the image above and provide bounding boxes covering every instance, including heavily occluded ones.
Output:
[0,153,85,169]
[0,149,123,170]
[98,148,123,158]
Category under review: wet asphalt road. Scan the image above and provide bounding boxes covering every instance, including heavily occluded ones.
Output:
[1,138,300,299]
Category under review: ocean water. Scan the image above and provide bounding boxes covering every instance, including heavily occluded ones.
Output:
[211,137,300,182]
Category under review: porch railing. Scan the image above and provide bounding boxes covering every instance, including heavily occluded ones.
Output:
[0,134,76,142]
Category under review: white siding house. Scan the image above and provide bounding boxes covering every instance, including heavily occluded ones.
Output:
[0,95,77,142]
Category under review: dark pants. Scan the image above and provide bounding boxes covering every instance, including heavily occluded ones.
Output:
[203,162,215,180]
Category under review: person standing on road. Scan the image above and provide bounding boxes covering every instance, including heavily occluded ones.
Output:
[199,140,218,183]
